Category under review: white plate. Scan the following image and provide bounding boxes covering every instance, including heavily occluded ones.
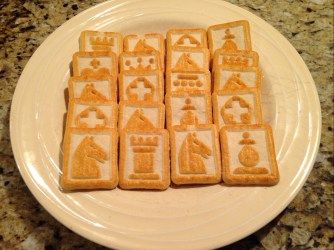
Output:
[10,0,321,249]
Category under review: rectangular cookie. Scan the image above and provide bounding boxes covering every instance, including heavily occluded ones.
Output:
[166,70,211,94]
[212,49,259,69]
[220,124,279,185]
[212,89,262,130]
[119,70,164,103]
[118,101,165,131]
[208,20,252,55]
[165,91,212,129]
[166,28,207,49]
[79,30,123,56]
[119,51,161,72]
[119,129,170,190]
[170,124,221,185]
[72,51,118,77]
[61,128,118,190]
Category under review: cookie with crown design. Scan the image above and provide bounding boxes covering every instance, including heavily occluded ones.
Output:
[212,49,259,70]
[220,124,279,185]
[166,28,207,49]
[119,51,161,72]
[61,128,118,190]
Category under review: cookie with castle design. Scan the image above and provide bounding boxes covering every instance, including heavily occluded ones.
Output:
[61,128,118,190]
[79,30,123,56]
[165,91,212,129]
[118,101,165,131]
[220,124,279,185]
[166,28,207,49]
[170,124,221,185]
[166,47,210,72]
[119,51,161,72]
[212,49,259,70]
[119,70,164,103]
[166,70,211,94]
[119,129,170,190]
[123,33,165,69]
[208,20,252,56]
[68,76,117,103]
[72,51,118,77]
[212,89,262,131]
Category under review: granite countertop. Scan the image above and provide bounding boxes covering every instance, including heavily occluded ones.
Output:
[0,0,333,249]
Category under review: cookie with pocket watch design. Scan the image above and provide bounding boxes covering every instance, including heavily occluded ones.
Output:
[220,124,279,185]
[61,128,118,190]
[119,51,161,72]
[166,28,207,49]
[212,49,259,70]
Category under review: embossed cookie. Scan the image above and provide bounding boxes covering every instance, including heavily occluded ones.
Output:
[119,70,164,103]
[220,124,279,185]
[166,28,207,49]
[79,30,123,56]
[165,91,212,129]
[166,47,210,72]
[72,51,118,77]
[119,51,161,72]
[208,20,252,55]
[213,49,259,69]
[166,70,211,94]
[170,124,221,185]
[118,101,165,131]
[212,90,262,130]
[61,128,118,190]
[119,129,170,190]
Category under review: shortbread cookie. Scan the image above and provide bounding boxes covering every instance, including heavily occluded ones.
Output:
[166,28,207,49]
[208,20,252,55]
[220,124,279,185]
[166,70,211,94]
[212,90,262,130]
[61,128,118,190]
[166,47,210,72]
[213,49,259,69]
[72,51,118,77]
[79,30,123,56]
[118,101,165,131]
[123,33,165,69]
[170,124,221,184]
[119,51,161,72]
[119,70,164,103]
[165,91,212,129]
[119,129,170,190]
[68,76,117,103]
[213,66,262,92]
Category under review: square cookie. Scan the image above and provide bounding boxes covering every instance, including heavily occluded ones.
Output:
[68,76,117,103]
[118,101,165,131]
[72,51,118,77]
[119,129,170,190]
[166,47,210,72]
[208,20,252,55]
[212,90,263,130]
[119,51,161,72]
[170,124,221,184]
[61,128,118,190]
[119,70,164,103]
[79,30,123,56]
[165,91,212,129]
[220,124,279,185]
[166,28,207,49]
[166,70,211,94]
[213,66,262,92]
[213,49,259,69]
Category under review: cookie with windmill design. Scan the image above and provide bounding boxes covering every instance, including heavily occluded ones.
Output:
[119,129,170,190]
[123,33,165,69]
[212,90,262,131]
[220,124,279,185]
[207,20,252,56]
[170,124,221,185]
[166,28,207,49]
[119,51,161,72]
[61,128,118,190]
[119,70,164,103]
[165,91,212,129]
[72,51,118,77]
[166,47,210,72]
[79,30,123,56]
[212,49,259,70]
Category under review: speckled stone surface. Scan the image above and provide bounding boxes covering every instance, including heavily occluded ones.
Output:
[0,0,333,249]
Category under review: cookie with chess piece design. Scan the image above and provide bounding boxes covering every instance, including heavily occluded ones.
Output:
[212,49,259,70]
[166,28,207,49]
[119,51,161,72]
